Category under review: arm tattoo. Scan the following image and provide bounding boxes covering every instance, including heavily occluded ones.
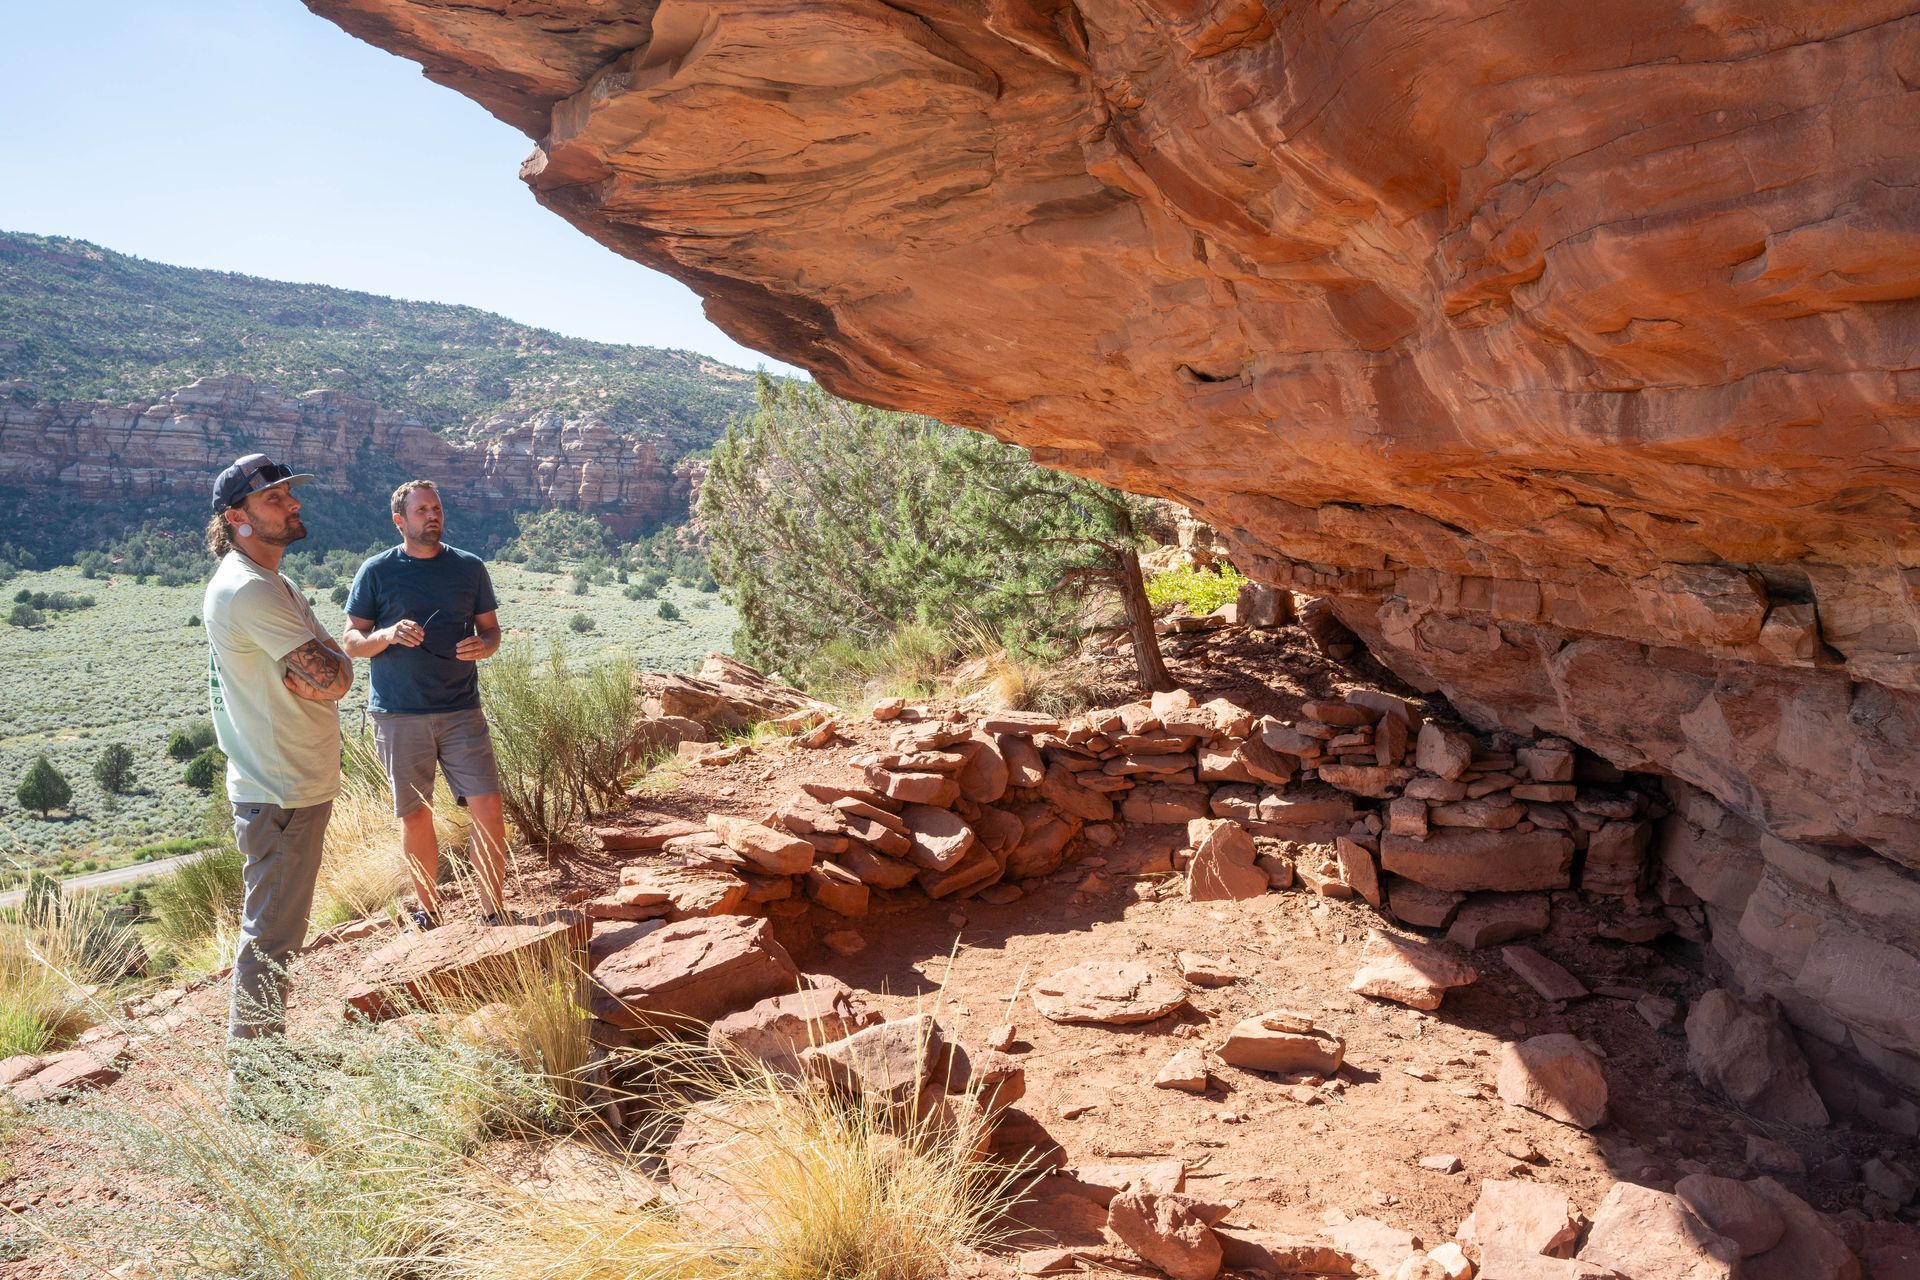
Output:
[285,638,348,695]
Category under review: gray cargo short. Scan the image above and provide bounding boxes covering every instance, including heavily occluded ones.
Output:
[370,707,501,817]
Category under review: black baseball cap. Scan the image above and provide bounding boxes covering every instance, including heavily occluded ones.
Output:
[211,453,314,513]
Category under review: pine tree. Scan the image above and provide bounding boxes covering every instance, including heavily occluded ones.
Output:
[702,376,1170,689]
[17,755,73,817]
[93,743,136,795]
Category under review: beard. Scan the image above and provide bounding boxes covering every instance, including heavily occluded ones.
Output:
[414,523,444,547]
[258,514,308,546]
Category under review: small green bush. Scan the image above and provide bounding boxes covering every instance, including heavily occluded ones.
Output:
[481,643,636,848]
[187,614,201,627]
[1143,562,1248,616]
[570,579,589,596]
[567,613,596,634]
[17,755,73,816]
[168,720,218,761]
[7,603,43,628]
[184,747,226,793]
[657,601,681,622]
[92,743,137,795]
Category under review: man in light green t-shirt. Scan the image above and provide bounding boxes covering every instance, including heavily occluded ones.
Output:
[201,453,352,1043]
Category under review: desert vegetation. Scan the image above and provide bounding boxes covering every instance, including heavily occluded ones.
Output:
[701,378,1172,699]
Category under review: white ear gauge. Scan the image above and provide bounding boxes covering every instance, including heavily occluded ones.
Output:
[237,523,254,538]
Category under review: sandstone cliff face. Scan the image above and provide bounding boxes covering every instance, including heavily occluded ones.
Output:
[0,374,695,537]
[310,1,1920,1105]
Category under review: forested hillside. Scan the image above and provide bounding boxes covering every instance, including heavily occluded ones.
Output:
[0,230,757,449]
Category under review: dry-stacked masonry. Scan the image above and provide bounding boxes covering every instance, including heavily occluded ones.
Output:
[586,685,1665,932]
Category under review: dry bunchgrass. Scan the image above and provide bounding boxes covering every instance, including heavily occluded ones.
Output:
[310,771,468,930]
[0,895,136,1057]
[433,1039,1032,1280]
[428,919,594,1112]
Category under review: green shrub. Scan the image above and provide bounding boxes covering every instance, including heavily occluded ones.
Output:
[184,747,226,793]
[330,584,350,607]
[7,603,43,628]
[17,755,73,816]
[187,614,201,627]
[570,579,589,596]
[167,720,218,761]
[1144,562,1248,615]
[92,743,137,795]
[657,601,681,622]
[481,643,636,848]
[567,613,596,634]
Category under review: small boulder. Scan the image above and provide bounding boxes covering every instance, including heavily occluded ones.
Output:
[706,978,882,1077]
[1458,1178,1581,1258]
[1497,1034,1608,1130]
[707,814,816,875]
[1106,1190,1223,1280]
[590,915,799,1035]
[1502,946,1589,1002]
[1673,1174,1785,1258]
[1741,1177,1862,1280]
[1684,989,1829,1127]
[802,1013,959,1113]
[1218,1010,1344,1075]
[1577,1182,1740,1280]
[900,804,978,871]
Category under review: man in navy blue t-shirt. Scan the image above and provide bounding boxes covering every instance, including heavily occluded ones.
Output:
[344,480,509,927]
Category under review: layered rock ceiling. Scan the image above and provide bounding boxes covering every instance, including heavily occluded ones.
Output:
[306,2,1920,1094]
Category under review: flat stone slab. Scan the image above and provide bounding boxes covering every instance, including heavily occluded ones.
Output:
[345,913,590,1020]
[591,915,799,1035]
[1380,829,1574,892]
[1503,945,1590,1001]
[1350,930,1478,1010]
[1031,961,1190,1025]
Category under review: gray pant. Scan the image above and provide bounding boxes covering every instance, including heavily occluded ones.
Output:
[229,800,332,1041]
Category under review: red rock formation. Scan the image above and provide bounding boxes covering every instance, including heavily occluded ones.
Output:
[308,1,1920,1104]
[0,374,695,536]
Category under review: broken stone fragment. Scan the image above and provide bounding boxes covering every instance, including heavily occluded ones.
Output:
[1414,724,1476,780]
[1185,818,1267,901]
[1335,835,1382,906]
[1177,952,1238,986]
[1153,1048,1212,1093]
[1457,1178,1582,1258]
[1350,930,1478,1010]
[1502,945,1589,1001]
[1031,961,1190,1025]
[706,813,816,875]
[1106,1189,1223,1280]
[1497,1033,1608,1130]
[1446,892,1552,949]
[1218,1010,1344,1074]
[899,804,977,871]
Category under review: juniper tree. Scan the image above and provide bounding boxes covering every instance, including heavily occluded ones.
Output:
[702,376,1170,690]
[17,755,73,817]
[92,743,136,795]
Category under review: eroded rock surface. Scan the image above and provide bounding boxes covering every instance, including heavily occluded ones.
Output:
[307,0,1920,1102]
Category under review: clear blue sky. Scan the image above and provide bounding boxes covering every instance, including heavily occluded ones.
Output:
[0,1,798,375]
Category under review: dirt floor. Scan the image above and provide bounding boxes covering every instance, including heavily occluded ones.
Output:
[1,622,1908,1277]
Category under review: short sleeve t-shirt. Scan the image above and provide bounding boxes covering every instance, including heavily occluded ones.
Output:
[345,545,498,715]
[202,551,343,809]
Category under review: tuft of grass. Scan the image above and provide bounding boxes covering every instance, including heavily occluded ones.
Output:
[803,623,958,704]
[0,894,138,1056]
[434,1039,1031,1280]
[145,843,245,967]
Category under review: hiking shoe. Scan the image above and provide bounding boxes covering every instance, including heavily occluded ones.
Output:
[480,910,517,927]
[405,907,440,932]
